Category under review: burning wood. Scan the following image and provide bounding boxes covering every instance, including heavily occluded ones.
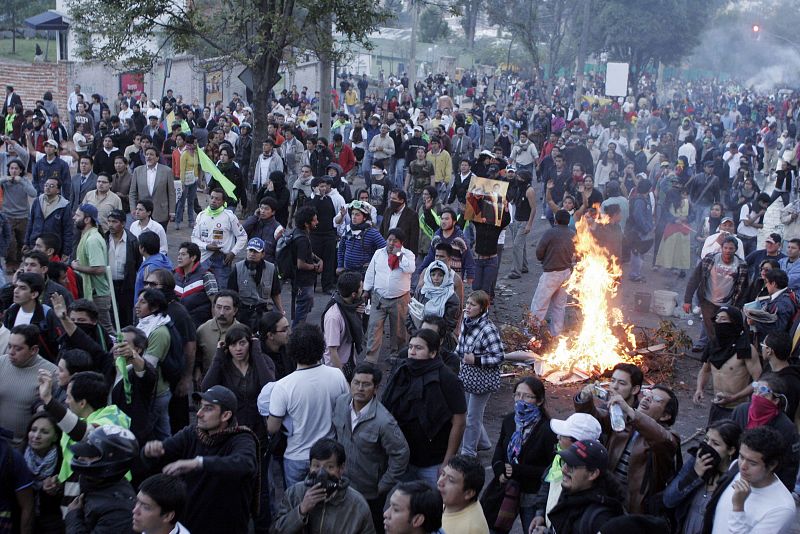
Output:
[536,212,641,383]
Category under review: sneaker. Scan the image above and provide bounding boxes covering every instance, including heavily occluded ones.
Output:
[175,224,181,231]
[692,306,701,315]
[506,273,521,279]
[521,268,529,274]
[540,214,546,220]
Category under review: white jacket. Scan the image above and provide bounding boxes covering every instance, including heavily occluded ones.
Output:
[191,208,248,263]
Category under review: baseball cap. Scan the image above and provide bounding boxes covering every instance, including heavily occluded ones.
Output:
[550,413,602,442]
[720,216,734,224]
[558,439,609,471]
[660,160,670,167]
[413,125,423,132]
[45,139,59,148]
[78,204,100,226]
[247,237,265,252]
[766,233,782,244]
[192,385,238,413]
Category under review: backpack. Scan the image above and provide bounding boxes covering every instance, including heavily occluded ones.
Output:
[275,229,299,280]
[160,320,186,390]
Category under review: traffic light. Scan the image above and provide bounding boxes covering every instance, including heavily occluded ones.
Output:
[752,24,760,40]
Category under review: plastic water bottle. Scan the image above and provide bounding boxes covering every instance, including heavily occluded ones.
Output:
[610,404,626,432]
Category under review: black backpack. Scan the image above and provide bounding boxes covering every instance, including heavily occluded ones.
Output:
[160,320,186,390]
[275,229,299,280]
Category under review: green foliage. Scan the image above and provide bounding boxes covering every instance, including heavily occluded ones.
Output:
[1,0,54,30]
[587,0,712,76]
[418,5,450,44]
[66,0,390,74]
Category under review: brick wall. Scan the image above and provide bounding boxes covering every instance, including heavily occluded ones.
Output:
[1,59,69,117]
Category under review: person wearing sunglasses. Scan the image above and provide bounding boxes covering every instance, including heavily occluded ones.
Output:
[729,372,800,490]
[575,382,680,514]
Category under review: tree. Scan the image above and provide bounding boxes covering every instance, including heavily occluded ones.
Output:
[418,5,450,43]
[587,0,712,84]
[67,0,389,183]
[486,0,541,75]
[456,0,483,49]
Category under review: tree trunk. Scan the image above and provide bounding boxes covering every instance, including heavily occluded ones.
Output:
[249,54,282,197]
[573,0,592,102]
[408,0,420,93]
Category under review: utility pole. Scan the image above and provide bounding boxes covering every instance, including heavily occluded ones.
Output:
[408,0,420,89]
[573,0,592,103]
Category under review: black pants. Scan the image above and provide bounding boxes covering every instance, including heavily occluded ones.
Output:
[366,494,388,534]
[168,393,190,435]
[310,231,337,292]
[113,279,134,328]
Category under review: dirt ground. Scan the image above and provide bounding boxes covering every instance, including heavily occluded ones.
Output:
[176,187,798,532]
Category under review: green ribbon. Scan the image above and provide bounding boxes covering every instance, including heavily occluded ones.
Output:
[115,356,132,404]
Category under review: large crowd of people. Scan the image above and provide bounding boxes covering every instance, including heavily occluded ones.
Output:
[0,65,798,534]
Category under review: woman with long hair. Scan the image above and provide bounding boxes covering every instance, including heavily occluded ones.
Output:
[481,378,557,533]
[663,420,741,534]
[23,413,64,534]
[201,324,275,443]
[456,290,505,457]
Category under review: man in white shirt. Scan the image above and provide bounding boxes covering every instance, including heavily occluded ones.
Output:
[710,426,795,534]
[130,199,168,255]
[266,323,349,487]
[191,188,247,289]
[363,227,415,363]
[677,136,697,168]
[132,473,189,534]
[701,217,744,260]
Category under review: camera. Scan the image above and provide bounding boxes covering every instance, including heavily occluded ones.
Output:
[304,469,341,497]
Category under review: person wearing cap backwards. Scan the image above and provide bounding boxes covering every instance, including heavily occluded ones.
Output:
[744,232,784,281]
[530,439,624,534]
[700,216,744,261]
[228,236,283,330]
[142,384,259,534]
[72,204,114,333]
[528,413,602,531]
[31,137,70,194]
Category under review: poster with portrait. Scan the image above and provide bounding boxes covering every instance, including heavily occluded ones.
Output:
[204,70,224,107]
[119,72,144,100]
[464,176,509,227]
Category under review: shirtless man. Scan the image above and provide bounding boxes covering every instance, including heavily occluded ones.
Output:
[693,307,761,424]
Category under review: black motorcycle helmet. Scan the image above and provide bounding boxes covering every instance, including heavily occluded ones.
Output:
[70,425,139,479]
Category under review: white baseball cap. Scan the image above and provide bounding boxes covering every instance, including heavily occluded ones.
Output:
[550,413,602,441]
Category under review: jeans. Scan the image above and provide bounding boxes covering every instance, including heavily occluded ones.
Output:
[283,457,310,487]
[152,390,172,441]
[292,284,315,326]
[473,256,500,301]
[461,391,492,456]
[403,464,440,489]
[92,295,114,335]
[507,220,529,276]
[203,252,231,290]
[530,268,571,336]
[365,293,410,362]
[393,158,406,190]
[175,181,198,226]
[362,151,374,184]
[436,181,449,204]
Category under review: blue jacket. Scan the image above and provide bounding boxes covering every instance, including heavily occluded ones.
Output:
[25,195,73,254]
[337,226,386,271]
[134,254,174,307]
[31,156,71,195]
[779,257,800,291]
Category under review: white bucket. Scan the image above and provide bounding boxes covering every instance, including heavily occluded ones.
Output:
[652,290,678,316]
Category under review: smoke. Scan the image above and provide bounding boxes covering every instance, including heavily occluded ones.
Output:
[686,18,800,92]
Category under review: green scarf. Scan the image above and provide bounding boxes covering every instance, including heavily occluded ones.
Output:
[544,443,565,483]
[205,204,226,217]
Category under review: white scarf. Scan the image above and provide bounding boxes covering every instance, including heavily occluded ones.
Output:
[136,313,171,338]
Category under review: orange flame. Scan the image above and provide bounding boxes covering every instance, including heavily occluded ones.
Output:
[541,209,640,376]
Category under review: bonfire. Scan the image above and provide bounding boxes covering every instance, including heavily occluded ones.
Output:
[537,211,640,383]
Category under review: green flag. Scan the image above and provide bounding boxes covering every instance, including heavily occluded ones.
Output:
[197,148,238,201]
[181,119,191,134]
